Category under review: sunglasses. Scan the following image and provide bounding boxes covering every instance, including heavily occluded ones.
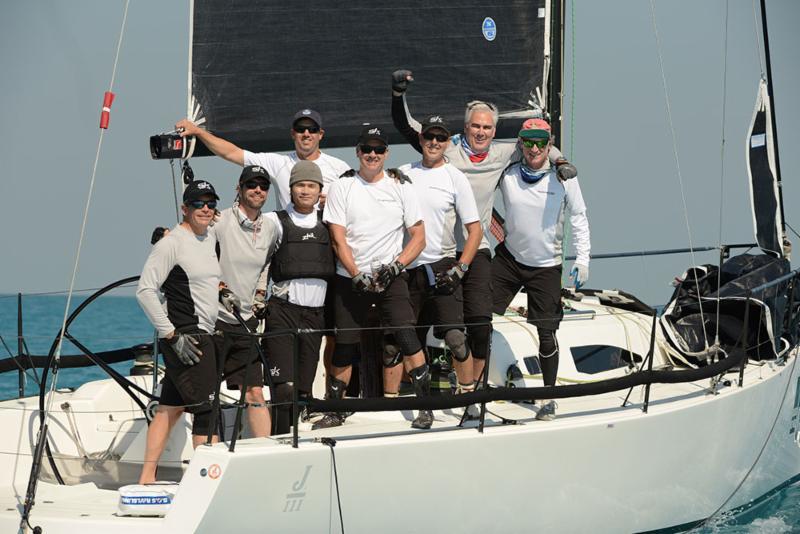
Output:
[359,144,387,155]
[293,124,320,134]
[521,138,550,149]
[243,179,270,191]
[422,131,448,143]
[186,199,217,210]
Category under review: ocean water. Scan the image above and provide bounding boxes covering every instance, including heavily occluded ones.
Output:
[0,293,798,532]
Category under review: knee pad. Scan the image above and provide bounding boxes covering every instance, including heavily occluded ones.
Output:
[444,329,469,362]
[538,329,559,358]
[332,343,360,367]
[466,321,492,359]
[394,328,422,356]
[191,409,212,436]
[382,343,403,368]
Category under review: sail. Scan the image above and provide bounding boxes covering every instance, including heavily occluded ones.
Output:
[746,79,784,257]
[189,0,550,154]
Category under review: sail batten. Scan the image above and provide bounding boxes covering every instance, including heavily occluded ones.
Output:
[190,0,549,154]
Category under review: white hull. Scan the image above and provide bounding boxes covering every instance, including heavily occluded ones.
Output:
[2,299,799,533]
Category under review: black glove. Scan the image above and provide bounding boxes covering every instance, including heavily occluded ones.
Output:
[391,69,414,94]
[252,291,267,320]
[339,169,356,178]
[375,261,405,289]
[352,272,375,294]
[434,265,465,295]
[219,287,241,314]
[150,226,168,245]
[386,168,412,184]
[168,333,202,366]
[555,160,577,181]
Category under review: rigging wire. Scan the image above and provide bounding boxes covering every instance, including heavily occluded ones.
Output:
[751,0,766,78]
[169,159,181,223]
[648,0,711,352]
[714,0,731,347]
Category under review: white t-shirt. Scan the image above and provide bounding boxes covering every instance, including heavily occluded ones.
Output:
[399,162,479,268]
[499,164,590,268]
[324,172,422,277]
[209,206,279,323]
[265,204,329,307]
[243,150,350,209]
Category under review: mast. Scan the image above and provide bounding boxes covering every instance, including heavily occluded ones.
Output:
[547,0,565,146]
[759,0,786,236]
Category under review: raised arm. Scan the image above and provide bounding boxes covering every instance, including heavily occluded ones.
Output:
[176,119,244,166]
[391,70,423,154]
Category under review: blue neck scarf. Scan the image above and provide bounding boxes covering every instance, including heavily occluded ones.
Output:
[519,164,550,184]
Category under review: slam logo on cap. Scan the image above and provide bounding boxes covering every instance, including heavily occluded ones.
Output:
[429,116,443,124]
[197,182,211,190]
[302,109,312,115]
[252,166,264,173]
[368,127,382,135]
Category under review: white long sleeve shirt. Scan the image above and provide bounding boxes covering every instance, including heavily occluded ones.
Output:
[499,164,590,268]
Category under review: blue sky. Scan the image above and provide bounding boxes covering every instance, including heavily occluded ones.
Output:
[1,0,798,305]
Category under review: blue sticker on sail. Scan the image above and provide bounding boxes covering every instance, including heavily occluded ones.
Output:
[482,17,497,41]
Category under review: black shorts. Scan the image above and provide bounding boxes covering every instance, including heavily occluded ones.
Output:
[213,318,263,389]
[407,258,464,338]
[263,297,324,393]
[332,274,420,352]
[159,329,218,414]
[491,242,564,331]
[459,248,493,323]
[323,282,336,333]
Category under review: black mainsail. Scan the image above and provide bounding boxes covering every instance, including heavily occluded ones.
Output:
[189,0,550,153]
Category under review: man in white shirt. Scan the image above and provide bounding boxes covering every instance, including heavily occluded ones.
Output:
[262,161,335,434]
[492,119,591,421]
[319,126,434,430]
[136,180,222,484]
[393,115,483,402]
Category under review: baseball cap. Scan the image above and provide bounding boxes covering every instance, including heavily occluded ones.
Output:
[519,118,552,139]
[183,180,219,203]
[239,165,271,186]
[289,160,324,187]
[421,115,451,136]
[292,109,323,128]
[357,125,388,145]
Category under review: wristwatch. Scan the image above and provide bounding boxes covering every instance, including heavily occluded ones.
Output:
[458,263,470,273]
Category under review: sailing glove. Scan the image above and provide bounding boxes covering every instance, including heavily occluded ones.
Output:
[570,263,589,290]
[391,69,414,94]
[386,168,412,184]
[150,226,169,245]
[252,291,267,320]
[168,333,202,366]
[434,265,465,295]
[219,287,241,314]
[352,272,376,294]
[555,160,578,181]
[376,261,405,289]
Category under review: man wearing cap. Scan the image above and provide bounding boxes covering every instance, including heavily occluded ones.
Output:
[136,180,222,484]
[262,161,335,434]
[390,70,578,386]
[389,114,483,402]
[492,119,590,421]
[318,126,434,430]
[210,165,281,438]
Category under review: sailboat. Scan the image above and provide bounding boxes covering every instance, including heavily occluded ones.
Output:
[1,0,798,532]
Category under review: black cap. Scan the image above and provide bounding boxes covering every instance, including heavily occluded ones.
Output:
[183,180,219,203]
[292,108,323,128]
[421,114,451,136]
[357,125,388,145]
[239,165,271,186]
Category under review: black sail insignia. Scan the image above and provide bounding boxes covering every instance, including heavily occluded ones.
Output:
[189,0,549,154]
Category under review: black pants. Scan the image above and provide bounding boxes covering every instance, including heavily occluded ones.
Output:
[263,297,324,393]
[458,248,493,359]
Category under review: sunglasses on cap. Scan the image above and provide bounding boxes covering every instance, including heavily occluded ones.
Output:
[359,144,388,155]
[293,124,320,134]
[186,199,218,210]
[521,138,550,149]
[422,131,448,143]
[243,179,270,191]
